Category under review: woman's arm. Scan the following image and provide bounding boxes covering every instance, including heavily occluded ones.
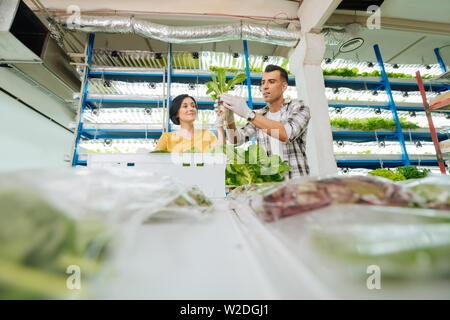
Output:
[216,125,226,146]
[154,133,168,151]
[212,107,227,146]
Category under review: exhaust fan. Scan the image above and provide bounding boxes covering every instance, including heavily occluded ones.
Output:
[322,23,364,53]
[0,0,80,101]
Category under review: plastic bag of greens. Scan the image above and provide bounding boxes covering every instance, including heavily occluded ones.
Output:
[0,168,214,299]
[399,175,450,211]
[0,186,112,299]
[304,204,450,279]
[0,167,213,224]
[231,175,417,222]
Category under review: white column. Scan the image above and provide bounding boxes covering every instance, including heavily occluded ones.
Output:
[289,32,338,176]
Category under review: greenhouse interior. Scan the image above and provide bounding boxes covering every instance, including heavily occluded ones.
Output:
[0,0,450,302]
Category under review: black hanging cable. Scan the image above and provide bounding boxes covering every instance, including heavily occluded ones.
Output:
[0,87,74,135]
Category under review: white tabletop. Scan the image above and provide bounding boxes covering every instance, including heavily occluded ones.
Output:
[94,200,278,299]
[91,200,450,300]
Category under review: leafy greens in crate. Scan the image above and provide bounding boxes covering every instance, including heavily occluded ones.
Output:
[208,144,291,186]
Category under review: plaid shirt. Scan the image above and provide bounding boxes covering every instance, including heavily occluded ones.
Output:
[234,99,310,179]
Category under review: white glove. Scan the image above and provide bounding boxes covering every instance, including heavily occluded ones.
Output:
[224,108,235,125]
[219,93,251,120]
[214,100,235,125]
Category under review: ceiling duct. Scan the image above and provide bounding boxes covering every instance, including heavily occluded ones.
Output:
[322,23,364,53]
[0,0,81,101]
[54,15,301,47]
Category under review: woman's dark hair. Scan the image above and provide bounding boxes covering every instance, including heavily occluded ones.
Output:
[264,64,289,83]
[170,94,197,125]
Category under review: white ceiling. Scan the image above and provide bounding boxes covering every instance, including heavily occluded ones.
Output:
[325,28,450,65]
[379,0,450,24]
[27,0,450,65]
[325,0,450,65]
[26,0,300,24]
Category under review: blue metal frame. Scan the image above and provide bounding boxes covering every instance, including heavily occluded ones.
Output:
[70,38,446,169]
[324,78,447,92]
[89,72,164,77]
[72,33,95,167]
[243,40,254,110]
[81,129,162,139]
[88,72,165,84]
[331,104,418,112]
[168,43,173,132]
[332,130,448,143]
[374,44,411,166]
[434,48,447,73]
[337,159,438,169]
[85,99,165,104]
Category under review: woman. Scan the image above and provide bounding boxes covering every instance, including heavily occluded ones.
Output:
[155,94,226,152]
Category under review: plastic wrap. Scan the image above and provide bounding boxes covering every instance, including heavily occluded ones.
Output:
[0,168,213,224]
[0,168,213,299]
[230,175,450,281]
[303,204,450,279]
[399,175,450,210]
[0,186,111,299]
[229,175,418,222]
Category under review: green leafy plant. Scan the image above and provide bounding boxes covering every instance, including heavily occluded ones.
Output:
[330,117,420,131]
[368,169,406,181]
[0,188,110,299]
[209,61,291,75]
[323,67,359,77]
[368,166,431,181]
[208,61,434,79]
[208,144,291,186]
[150,150,170,153]
[205,69,247,101]
[183,147,202,153]
[397,166,431,179]
[324,67,435,79]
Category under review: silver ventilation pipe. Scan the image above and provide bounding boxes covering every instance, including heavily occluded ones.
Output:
[55,15,301,47]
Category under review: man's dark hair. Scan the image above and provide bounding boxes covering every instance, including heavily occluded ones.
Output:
[264,64,289,83]
[170,94,197,125]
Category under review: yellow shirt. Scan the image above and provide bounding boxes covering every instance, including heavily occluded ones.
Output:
[155,129,218,153]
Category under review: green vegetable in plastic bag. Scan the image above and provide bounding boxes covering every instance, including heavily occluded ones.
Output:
[309,205,450,279]
[0,188,76,267]
[0,187,111,299]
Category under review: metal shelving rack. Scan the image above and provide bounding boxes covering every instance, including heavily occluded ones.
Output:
[71,34,170,166]
[70,35,255,166]
[70,34,450,170]
[330,44,449,170]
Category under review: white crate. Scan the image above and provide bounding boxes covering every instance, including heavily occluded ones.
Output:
[87,153,227,198]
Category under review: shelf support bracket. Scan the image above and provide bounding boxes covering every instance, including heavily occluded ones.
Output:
[242,40,254,110]
[374,44,410,166]
[71,33,95,167]
[434,48,447,73]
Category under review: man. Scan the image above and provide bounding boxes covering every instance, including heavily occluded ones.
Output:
[218,64,310,179]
